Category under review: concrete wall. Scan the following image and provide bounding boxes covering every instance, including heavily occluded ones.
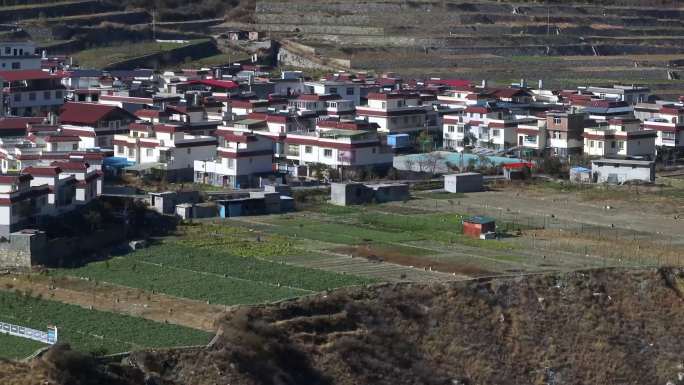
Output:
[104,40,219,70]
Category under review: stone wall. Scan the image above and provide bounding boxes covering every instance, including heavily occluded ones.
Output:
[0,231,47,269]
[104,39,219,70]
[1,1,115,23]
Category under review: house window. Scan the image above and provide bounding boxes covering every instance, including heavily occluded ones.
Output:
[381,102,386,109]
[11,62,19,69]
[305,146,312,154]
[187,148,191,154]
[346,87,354,96]
[55,91,63,99]
[492,129,500,137]
[448,125,454,133]
[397,100,404,107]
[43,91,50,100]
[553,117,561,124]
[28,92,35,101]
[72,144,78,150]
[116,146,124,155]
[611,141,616,149]
[323,149,333,157]
[227,158,234,168]
[618,141,624,150]
[457,125,464,133]
[146,148,153,157]
[598,141,603,149]
[589,140,594,148]
[4,47,9,55]
[329,87,337,94]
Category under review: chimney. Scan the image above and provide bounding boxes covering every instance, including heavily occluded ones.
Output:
[520,78,526,88]
[538,79,543,89]
[481,79,487,88]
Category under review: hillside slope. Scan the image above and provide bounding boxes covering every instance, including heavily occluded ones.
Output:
[5,268,684,385]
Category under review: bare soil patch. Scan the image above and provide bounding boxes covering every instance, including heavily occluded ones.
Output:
[332,244,495,277]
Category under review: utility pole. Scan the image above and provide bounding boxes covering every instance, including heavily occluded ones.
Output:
[546,8,550,36]
[152,9,156,41]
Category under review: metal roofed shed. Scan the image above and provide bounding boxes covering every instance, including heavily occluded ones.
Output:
[463,216,496,239]
[590,158,655,184]
[444,172,483,193]
[569,166,592,184]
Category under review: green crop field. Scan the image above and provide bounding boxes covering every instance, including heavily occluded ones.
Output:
[52,223,376,306]
[73,40,200,69]
[0,291,212,359]
[0,333,45,359]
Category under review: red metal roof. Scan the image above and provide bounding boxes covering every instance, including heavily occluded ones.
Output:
[218,130,258,142]
[44,135,80,143]
[659,105,684,115]
[24,166,62,176]
[427,79,471,88]
[50,161,88,171]
[367,92,418,100]
[59,102,121,125]
[0,70,66,82]
[135,109,168,118]
[0,174,32,184]
[188,79,239,90]
[502,162,534,169]
[0,117,43,131]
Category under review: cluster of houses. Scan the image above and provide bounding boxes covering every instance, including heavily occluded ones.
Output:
[0,38,682,235]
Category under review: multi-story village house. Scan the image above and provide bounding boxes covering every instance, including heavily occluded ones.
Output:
[113,122,217,181]
[0,70,66,116]
[58,102,137,149]
[642,104,684,154]
[583,118,656,158]
[193,128,274,188]
[356,92,430,136]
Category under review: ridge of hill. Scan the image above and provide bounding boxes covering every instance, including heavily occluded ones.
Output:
[4,267,684,385]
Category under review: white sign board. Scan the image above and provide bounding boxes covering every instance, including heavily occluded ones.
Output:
[0,321,58,345]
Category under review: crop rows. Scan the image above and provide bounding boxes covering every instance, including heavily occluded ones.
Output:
[0,291,212,358]
[0,333,45,359]
[53,223,375,306]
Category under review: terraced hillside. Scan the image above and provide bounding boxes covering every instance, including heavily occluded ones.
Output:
[215,0,684,96]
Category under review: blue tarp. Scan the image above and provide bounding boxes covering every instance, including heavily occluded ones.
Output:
[570,166,591,173]
[103,157,134,170]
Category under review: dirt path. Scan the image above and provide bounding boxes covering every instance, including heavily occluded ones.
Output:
[0,274,224,332]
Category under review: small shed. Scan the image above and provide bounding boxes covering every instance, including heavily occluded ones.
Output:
[444,172,483,193]
[502,162,533,180]
[591,158,655,184]
[175,203,193,220]
[569,166,592,183]
[386,134,410,149]
[462,216,496,239]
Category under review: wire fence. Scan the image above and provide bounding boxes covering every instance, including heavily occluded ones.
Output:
[423,198,683,268]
